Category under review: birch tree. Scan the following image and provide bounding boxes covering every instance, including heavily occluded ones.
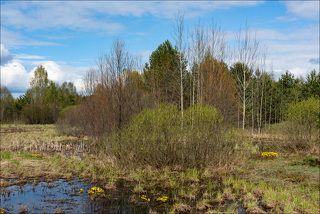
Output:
[233,25,260,129]
[190,22,207,104]
[174,13,186,129]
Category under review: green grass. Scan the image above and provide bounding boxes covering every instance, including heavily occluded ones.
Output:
[17,152,43,160]
[223,154,320,213]
[0,151,12,160]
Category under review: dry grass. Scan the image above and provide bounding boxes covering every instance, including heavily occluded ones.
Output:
[0,124,90,155]
[0,124,319,213]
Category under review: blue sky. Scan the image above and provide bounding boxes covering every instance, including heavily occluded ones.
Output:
[1,1,319,96]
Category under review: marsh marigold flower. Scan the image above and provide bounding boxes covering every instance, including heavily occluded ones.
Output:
[140,195,150,202]
[156,195,169,203]
[261,152,278,158]
[88,186,104,195]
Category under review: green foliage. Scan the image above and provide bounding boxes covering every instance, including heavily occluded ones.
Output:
[21,103,59,124]
[276,71,303,120]
[58,82,78,108]
[286,97,320,141]
[44,81,59,104]
[199,55,238,124]
[287,97,320,129]
[185,104,222,124]
[0,87,16,122]
[16,66,79,124]
[144,40,188,106]
[30,65,49,88]
[110,104,179,166]
[59,105,80,119]
[230,62,252,85]
[303,70,320,98]
[30,65,49,103]
[15,92,31,112]
[109,104,236,168]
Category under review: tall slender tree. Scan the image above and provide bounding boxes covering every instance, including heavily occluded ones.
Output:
[233,25,260,129]
[173,12,186,129]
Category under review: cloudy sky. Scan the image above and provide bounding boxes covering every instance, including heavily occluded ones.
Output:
[1,1,319,97]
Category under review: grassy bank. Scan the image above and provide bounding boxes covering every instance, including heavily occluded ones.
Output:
[0,124,319,213]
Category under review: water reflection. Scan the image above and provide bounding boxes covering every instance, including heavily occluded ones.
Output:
[0,179,147,213]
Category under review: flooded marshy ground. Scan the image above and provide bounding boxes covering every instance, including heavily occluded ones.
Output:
[0,179,149,213]
[0,124,319,213]
[0,179,247,214]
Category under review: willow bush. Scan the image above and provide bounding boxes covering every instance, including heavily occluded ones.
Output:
[108,104,239,168]
[285,97,320,150]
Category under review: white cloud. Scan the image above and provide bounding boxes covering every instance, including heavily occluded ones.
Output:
[101,1,261,18]
[31,61,65,83]
[227,25,319,79]
[0,60,29,91]
[15,54,46,60]
[1,1,261,33]
[1,27,61,48]
[1,47,88,93]
[254,26,318,41]
[89,1,261,18]
[73,78,85,94]
[285,1,320,19]
[30,61,88,93]
[1,2,123,33]
[260,26,319,78]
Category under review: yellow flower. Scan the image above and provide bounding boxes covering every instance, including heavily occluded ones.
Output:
[261,152,278,158]
[79,188,84,193]
[88,186,104,195]
[140,195,150,202]
[0,208,5,214]
[156,195,169,203]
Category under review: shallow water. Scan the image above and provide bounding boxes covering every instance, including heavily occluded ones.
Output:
[0,179,147,213]
[0,179,248,213]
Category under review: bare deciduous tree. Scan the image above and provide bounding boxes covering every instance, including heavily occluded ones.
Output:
[190,22,207,104]
[174,12,186,129]
[234,24,260,129]
[79,39,139,135]
[83,68,98,96]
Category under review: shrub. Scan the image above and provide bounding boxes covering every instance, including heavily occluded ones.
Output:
[108,104,179,167]
[57,91,118,136]
[57,83,147,137]
[108,104,238,168]
[286,97,320,141]
[56,105,83,136]
[21,103,59,124]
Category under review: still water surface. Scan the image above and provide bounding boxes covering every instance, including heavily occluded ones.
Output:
[0,179,147,213]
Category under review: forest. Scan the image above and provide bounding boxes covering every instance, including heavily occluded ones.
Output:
[1,15,319,214]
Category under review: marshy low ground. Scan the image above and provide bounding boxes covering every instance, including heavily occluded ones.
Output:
[0,124,319,213]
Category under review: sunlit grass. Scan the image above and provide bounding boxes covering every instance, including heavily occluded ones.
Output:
[0,124,319,213]
[0,151,12,160]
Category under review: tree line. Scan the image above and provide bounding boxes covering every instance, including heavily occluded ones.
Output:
[59,38,318,136]
[1,65,80,124]
[1,17,319,136]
